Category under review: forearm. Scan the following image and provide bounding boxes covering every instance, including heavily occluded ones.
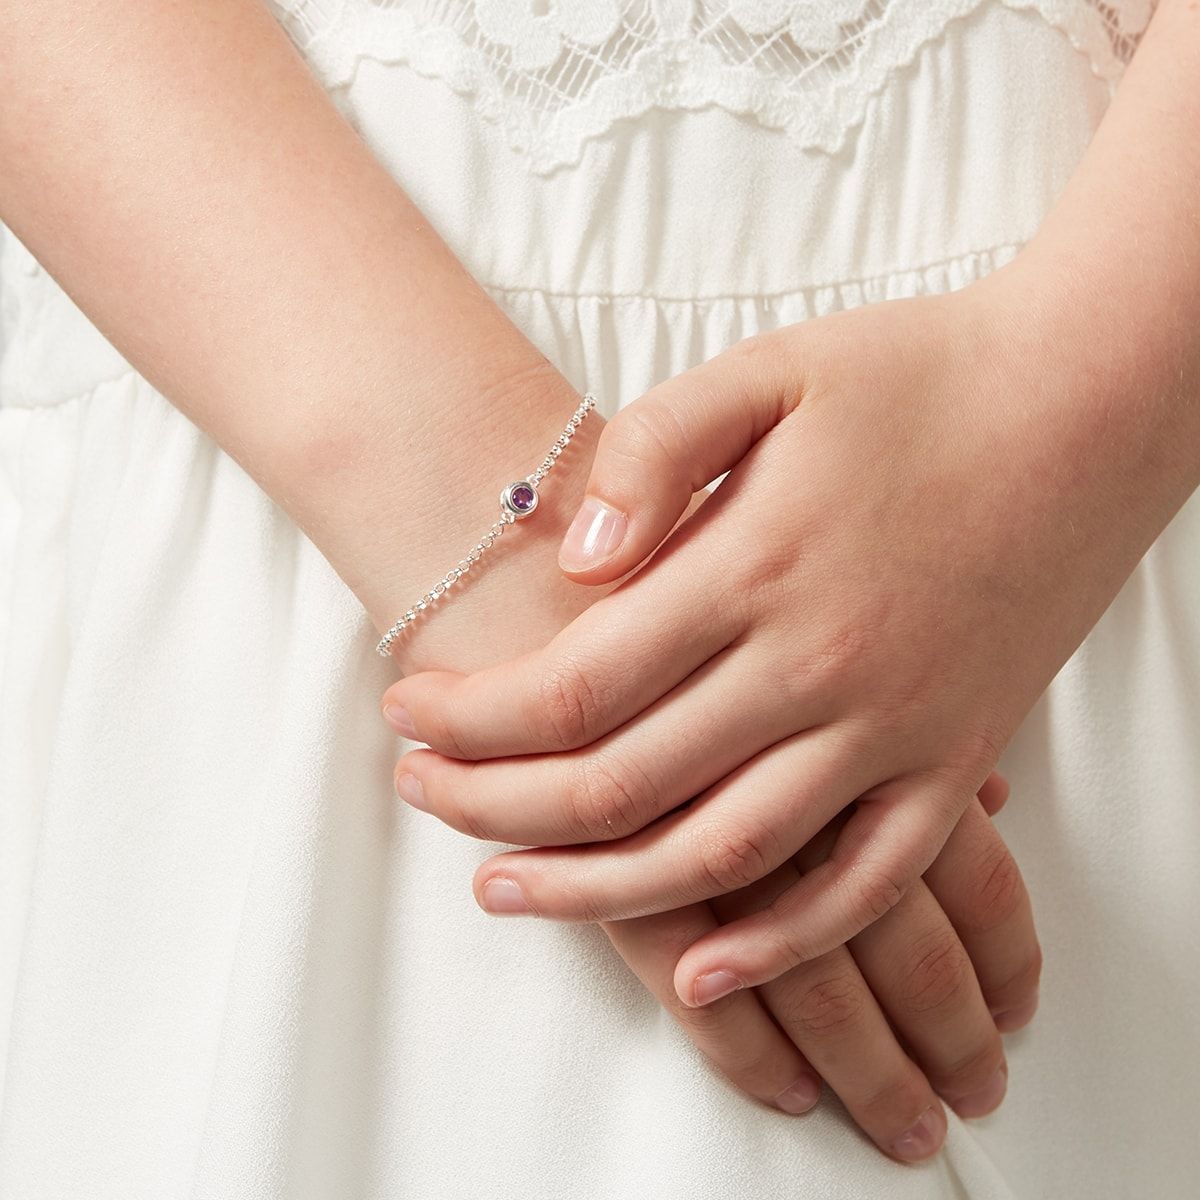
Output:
[990,0,1200,541]
[0,0,602,670]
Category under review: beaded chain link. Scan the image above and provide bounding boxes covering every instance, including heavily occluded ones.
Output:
[375,392,597,657]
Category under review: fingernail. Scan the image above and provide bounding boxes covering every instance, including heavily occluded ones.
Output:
[993,996,1038,1033]
[951,1067,1008,1119]
[775,1076,822,1114]
[891,1106,943,1162]
[394,772,430,813]
[383,704,418,740]
[690,969,743,1007]
[480,876,533,915]
[558,497,627,571]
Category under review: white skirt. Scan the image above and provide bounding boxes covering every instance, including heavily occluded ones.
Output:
[2,5,1197,1197]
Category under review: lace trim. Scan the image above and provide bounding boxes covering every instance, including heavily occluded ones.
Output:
[269,1,1152,173]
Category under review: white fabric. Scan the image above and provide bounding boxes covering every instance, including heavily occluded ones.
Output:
[2,3,1197,1198]
[270,0,1153,171]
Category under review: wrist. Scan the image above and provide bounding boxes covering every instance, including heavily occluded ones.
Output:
[951,259,1200,628]
[377,386,614,675]
[989,239,1198,406]
[273,354,615,674]
[973,254,1200,500]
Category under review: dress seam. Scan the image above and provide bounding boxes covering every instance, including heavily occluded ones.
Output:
[478,239,1024,304]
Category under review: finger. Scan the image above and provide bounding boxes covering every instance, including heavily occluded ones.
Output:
[394,644,819,848]
[708,864,947,1163]
[976,771,1010,817]
[603,905,823,1116]
[923,800,1042,1033]
[478,771,1010,929]
[851,880,1009,1120]
[468,729,881,920]
[557,330,807,582]
[381,578,738,760]
[764,949,949,1163]
[671,775,970,1000]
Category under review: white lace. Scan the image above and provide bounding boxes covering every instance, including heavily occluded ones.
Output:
[269,0,1152,170]
[281,1,1149,172]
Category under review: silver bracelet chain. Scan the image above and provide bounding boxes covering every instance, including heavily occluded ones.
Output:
[375,392,597,658]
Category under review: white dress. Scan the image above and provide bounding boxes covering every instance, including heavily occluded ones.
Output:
[2,2,1197,1197]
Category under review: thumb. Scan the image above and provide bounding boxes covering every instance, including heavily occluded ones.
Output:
[559,333,804,582]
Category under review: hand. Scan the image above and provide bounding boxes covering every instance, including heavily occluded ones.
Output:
[601,774,1040,1164]
[382,277,1163,1003]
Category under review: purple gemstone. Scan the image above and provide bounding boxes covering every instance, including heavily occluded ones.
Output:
[511,484,535,511]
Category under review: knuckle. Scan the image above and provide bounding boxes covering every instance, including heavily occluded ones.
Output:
[896,929,972,1016]
[608,403,689,481]
[789,969,868,1040]
[694,821,777,895]
[962,844,1027,935]
[567,753,655,841]
[536,658,606,750]
[850,862,910,927]
[810,619,883,680]
[549,874,608,923]
[758,910,810,976]
[759,888,831,973]
[734,549,795,614]
[774,613,888,711]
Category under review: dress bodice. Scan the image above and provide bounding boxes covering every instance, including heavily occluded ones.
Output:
[269,0,1153,173]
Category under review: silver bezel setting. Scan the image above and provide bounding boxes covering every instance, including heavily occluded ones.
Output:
[500,478,539,519]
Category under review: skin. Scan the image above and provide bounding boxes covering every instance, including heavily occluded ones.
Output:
[385,0,1200,1024]
[590,773,1039,1162]
[1,0,1042,1166]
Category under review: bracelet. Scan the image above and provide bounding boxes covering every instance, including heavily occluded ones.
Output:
[375,392,598,658]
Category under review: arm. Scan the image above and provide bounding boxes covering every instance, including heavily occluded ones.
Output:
[0,0,602,672]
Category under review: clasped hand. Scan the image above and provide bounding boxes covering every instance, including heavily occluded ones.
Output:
[380,283,1093,1158]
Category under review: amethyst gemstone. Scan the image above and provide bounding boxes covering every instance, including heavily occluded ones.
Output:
[511,484,535,511]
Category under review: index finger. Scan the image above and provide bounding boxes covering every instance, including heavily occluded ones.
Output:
[381,578,736,760]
